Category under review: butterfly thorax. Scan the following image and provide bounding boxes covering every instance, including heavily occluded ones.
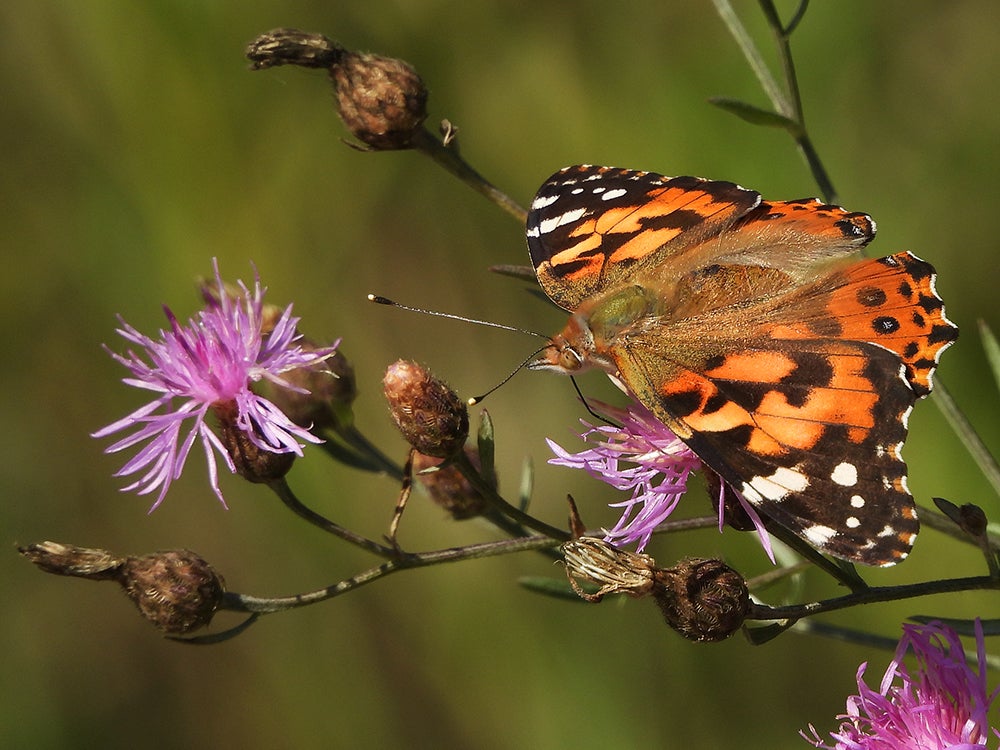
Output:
[529,285,657,376]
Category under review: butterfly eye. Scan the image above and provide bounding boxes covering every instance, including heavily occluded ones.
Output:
[559,346,584,372]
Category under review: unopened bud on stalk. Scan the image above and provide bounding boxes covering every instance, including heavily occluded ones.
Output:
[328,49,428,150]
[383,360,468,459]
[266,346,356,431]
[413,447,490,519]
[20,542,225,634]
[246,28,429,150]
[653,558,749,643]
[214,400,295,483]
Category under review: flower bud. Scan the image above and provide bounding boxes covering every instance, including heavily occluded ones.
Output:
[413,447,490,519]
[383,360,468,458]
[328,49,428,149]
[213,399,295,483]
[652,558,749,642]
[265,346,356,431]
[20,542,225,635]
[119,550,225,634]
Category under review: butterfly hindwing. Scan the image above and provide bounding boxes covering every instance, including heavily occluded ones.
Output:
[614,337,919,565]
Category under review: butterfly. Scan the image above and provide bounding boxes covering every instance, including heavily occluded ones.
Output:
[526,165,958,566]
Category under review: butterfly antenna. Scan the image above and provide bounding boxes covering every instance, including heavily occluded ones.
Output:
[468,345,552,405]
[368,294,549,339]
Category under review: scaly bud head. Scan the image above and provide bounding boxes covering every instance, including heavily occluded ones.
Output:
[652,558,749,643]
[383,360,468,459]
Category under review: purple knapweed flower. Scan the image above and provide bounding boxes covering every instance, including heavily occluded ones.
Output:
[548,399,771,556]
[93,259,338,510]
[805,620,999,749]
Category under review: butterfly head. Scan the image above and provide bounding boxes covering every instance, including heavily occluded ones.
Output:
[528,313,613,375]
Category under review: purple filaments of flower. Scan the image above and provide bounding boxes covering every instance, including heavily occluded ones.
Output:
[805,620,999,748]
[546,400,702,552]
[93,259,338,510]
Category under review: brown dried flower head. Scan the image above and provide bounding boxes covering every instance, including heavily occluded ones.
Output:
[653,558,750,643]
[20,542,225,635]
[329,49,428,149]
[383,360,468,458]
[413,447,490,519]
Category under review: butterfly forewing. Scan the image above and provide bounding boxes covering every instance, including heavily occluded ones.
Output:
[526,165,760,310]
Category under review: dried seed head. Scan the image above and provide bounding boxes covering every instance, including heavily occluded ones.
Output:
[383,360,468,458]
[561,537,659,602]
[20,542,225,635]
[653,558,749,642]
[413,447,490,519]
[213,399,296,484]
[329,50,428,149]
[245,28,343,70]
[119,550,226,634]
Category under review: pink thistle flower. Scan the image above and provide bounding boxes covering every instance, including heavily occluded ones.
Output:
[548,399,771,555]
[805,620,1000,749]
[93,259,338,510]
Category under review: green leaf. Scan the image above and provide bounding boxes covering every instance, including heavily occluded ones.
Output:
[476,408,497,489]
[708,96,798,131]
[979,319,1000,394]
[518,455,534,512]
[518,575,594,602]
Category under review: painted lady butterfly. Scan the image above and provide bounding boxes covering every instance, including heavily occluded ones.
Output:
[526,165,958,566]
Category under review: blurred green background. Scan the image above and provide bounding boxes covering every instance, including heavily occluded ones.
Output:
[3,2,999,748]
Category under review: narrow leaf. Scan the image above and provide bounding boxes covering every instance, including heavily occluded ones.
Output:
[708,96,798,131]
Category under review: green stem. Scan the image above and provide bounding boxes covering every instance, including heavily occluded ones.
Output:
[222,534,561,614]
[452,450,571,541]
[929,380,1000,500]
[411,127,527,224]
[268,477,396,558]
[749,575,999,622]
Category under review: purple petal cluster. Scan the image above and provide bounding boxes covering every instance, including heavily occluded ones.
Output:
[93,260,337,509]
[547,400,702,551]
[805,620,999,749]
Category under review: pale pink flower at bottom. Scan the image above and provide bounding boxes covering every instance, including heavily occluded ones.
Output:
[805,620,1000,749]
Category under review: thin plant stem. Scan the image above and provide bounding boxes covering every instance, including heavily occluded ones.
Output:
[452,450,571,541]
[411,127,527,224]
[222,534,561,614]
[268,477,397,558]
[749,575,999,622]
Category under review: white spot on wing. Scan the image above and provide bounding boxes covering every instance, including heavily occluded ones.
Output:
[531,193,559,210]
[538,207,586,235]
[803,524,837,546]
[830,462,858,487]
[600,188,628,201]
[746,466,809,501]
[850,495,865,508]
[845,517,861,529]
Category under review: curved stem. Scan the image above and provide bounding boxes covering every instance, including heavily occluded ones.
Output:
[452,450,571,541]
[749,575,999,622]
[411,127,527,224]
[222,534,561,614]
[268,477,396,558]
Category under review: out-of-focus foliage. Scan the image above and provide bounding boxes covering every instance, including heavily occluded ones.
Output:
[2,2,997,748]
